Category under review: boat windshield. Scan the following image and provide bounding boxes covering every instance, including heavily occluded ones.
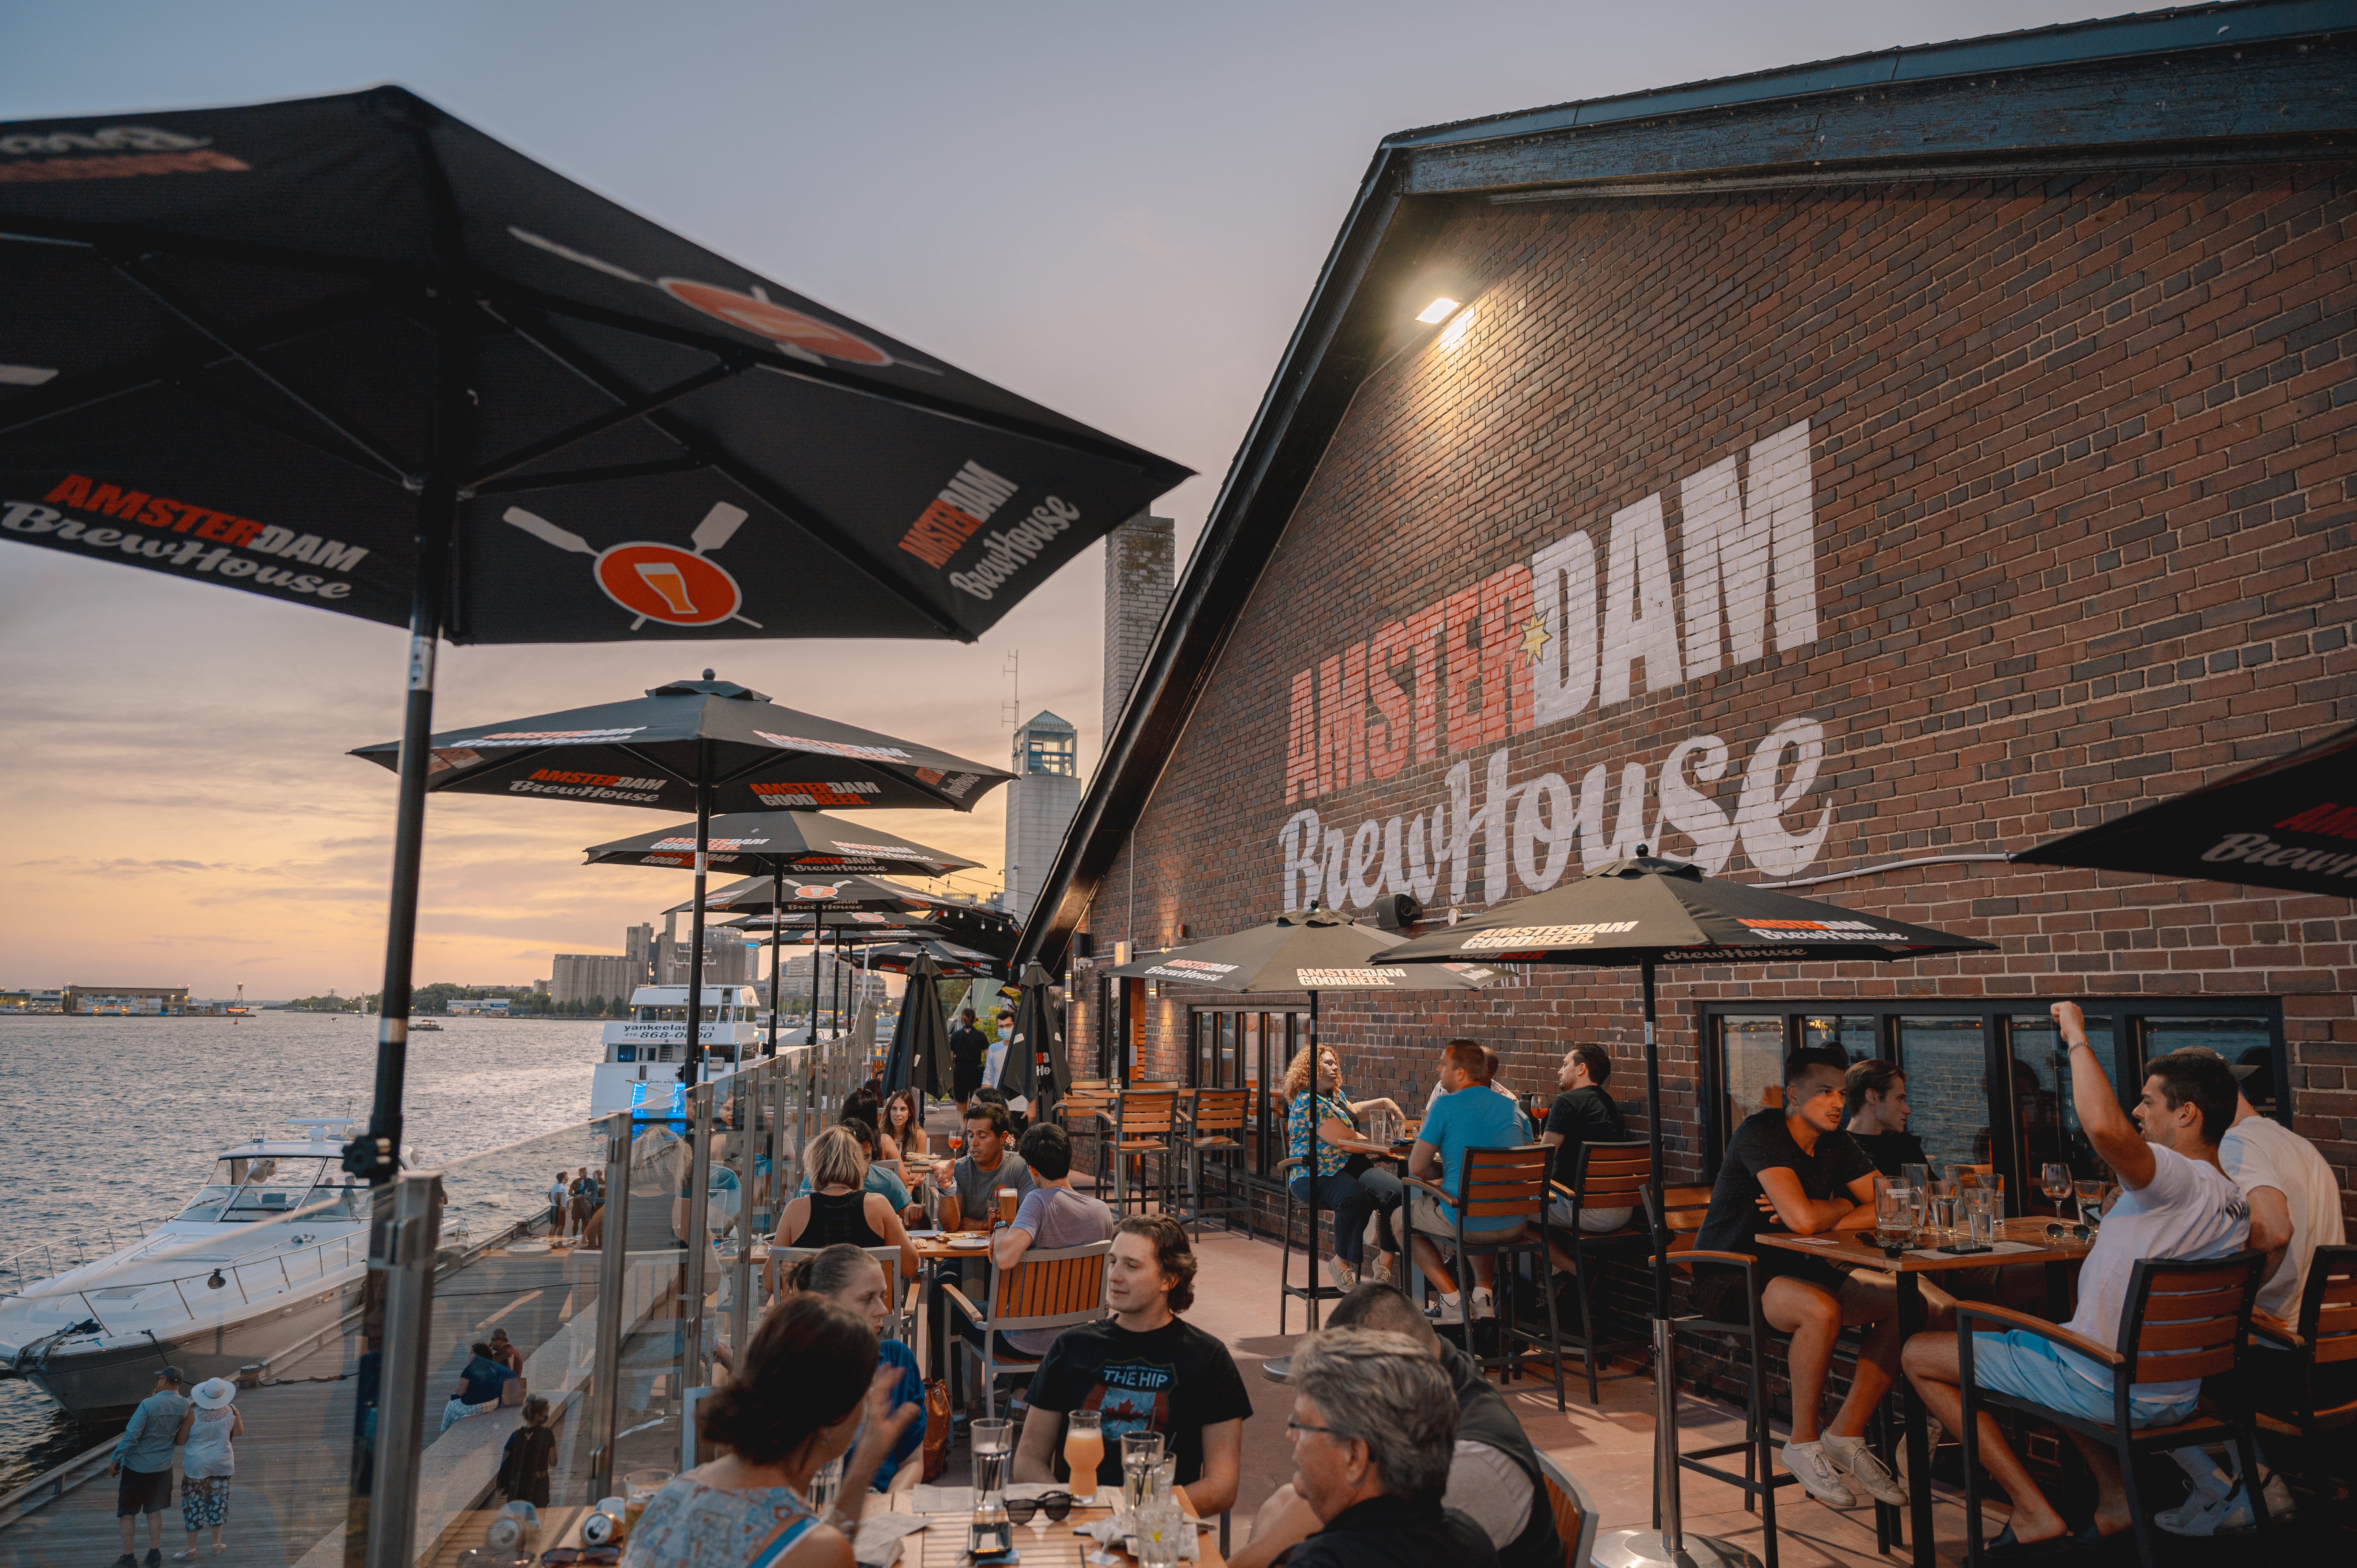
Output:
[177,1156,364,1223]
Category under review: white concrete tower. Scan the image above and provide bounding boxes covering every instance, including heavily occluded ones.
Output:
[1002,711,1081,922]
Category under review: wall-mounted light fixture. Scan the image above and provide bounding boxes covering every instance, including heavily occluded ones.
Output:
[1416,296,1461,324]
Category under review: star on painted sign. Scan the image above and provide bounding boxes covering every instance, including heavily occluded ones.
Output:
[1519,612,1550,665]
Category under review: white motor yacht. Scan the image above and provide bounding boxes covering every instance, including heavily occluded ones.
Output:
[0,1119,398,1417]
[592,984,770,1118]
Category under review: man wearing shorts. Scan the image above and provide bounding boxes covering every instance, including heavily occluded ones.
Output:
[1406,1040,1533,1324]
[111,1365,189,1568]
[1903,1004,2250,1553]
[1693,1047,1912,1510]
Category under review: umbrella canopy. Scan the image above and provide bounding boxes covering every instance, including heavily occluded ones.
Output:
[2014,720,2357,899]
[735,913,953,939]
[1,88,1181,1181]
[998,961,1071,1109]
[855,941,1003,979]
[719,883,1020,958]
[0,88,1191,644]
[691,870,957,916]
[583,810,976,878]
[1101,907,1501,994]
[884,953,955,1101]
[1387,850,1989,1545]
[356,676,1011,814]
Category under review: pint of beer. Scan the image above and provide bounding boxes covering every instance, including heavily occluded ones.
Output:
[997,1186,1019,1224]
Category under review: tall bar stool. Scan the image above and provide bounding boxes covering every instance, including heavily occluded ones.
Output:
[1403,1144,1568,1409]
[1276,1155,1351,1332]
[1058,1081,1117,1195]
[1103,1084,1183,1215]
[1648,1184,1797,1568]
[1547,1139,1652,1405]
[1177,1087,1254,1239]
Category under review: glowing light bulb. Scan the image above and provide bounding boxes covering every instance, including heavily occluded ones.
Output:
[1416,297,1460,324]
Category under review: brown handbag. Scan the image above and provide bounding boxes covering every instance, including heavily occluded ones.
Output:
[919,1380,951,1480]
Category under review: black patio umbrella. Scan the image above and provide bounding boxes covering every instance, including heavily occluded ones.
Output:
[1,88,1186,1180]
[884,953,956,1102]
[1387,850,1991,1568]
[2015,719,2357,899]
[858,940,1004,979]
[589,814,975,1057]
[355,673,1008,1086]
[732,908,959,1047]
[718,882,1021,961]
[1101,906,1500,1054]
[998,961,1072,1113]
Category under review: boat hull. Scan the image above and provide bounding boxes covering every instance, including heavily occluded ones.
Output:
[9,1276,362,1418]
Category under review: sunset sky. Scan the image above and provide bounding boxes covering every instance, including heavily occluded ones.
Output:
[3,0,2097,998]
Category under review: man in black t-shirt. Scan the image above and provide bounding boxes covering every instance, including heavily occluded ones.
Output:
[949,1008,989,1108]
[1014,1214,1251,1516]
[1841,1059,1931,1177]
[1693,1048,1917,1515]
[1541,1044,1632,1234]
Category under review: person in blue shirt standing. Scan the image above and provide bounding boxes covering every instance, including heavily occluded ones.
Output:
[110,1365,189,1568]
[1405,1040,1531,1324]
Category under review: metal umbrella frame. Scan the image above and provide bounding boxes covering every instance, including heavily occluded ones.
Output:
[1386,849,1994,1568]
[585,811,975,1061]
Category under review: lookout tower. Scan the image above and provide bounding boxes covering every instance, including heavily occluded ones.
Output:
[1003,711,1081,921]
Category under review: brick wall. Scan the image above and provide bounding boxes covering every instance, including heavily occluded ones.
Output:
[1072,166,2357,1213]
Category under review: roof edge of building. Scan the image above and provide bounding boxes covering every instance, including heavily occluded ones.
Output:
[1012,0,2357,975]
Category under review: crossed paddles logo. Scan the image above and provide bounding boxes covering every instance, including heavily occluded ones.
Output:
[504,501,762,630]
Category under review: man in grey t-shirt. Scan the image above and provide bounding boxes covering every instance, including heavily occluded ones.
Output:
[985,1123,1115,1353]
[934,1100,1035,1231]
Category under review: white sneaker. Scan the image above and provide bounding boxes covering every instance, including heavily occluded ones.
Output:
[1330,1257,1359,1289]
[1429,1294,1466,1325]
[1821,1435,1908,1505]
[1471,1287,1497,1320]
[1781,1440,1857,1508]
[2158,1473,2294,1536]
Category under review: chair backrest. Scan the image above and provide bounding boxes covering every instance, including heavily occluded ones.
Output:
[1192,1087,1251,1132]
[1060,1086,1115,1124]
[1647,1185,1714,1264]
[1534,1449,1600,1568]
[2121,1252,2262,1387]
[1457,1145,1551,1222]
[1573,1140,1650,1215]
[2298,1243,2357,1367]
[985,1239,1114,1331]
[1115,1087,1183,1137]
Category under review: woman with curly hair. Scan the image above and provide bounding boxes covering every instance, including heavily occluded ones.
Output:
[1283,1044,1407,1288]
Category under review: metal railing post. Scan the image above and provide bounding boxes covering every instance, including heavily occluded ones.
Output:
[680,1082,714,1425]
[729,1065,759,1360]
[365,1171,442,1568]
[588,1112,631,1503]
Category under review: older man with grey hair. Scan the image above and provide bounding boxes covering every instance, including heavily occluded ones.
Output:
[1279,1328,1499,1568]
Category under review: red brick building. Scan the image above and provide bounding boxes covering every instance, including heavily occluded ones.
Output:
[1023,4,2357,1214]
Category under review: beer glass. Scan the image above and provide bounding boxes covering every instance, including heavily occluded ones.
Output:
[1063,1409,1105,1503]
[1875,1181,1913,1244]
[997,1186,1020,1225]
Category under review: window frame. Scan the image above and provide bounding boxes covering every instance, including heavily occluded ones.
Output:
[1697,995,2288,1192]
[1186,1005,1306,1183]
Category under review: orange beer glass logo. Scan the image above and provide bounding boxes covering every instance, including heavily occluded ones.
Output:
[504,501,761,631]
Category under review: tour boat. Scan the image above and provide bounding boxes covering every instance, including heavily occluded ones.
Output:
[592,984,769,1118]
[0,1119,398,1417]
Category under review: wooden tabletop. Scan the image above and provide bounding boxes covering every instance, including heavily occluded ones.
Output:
[911,1231,995,1261]
[1753,1216,2090,1273]
[898,1501,1223,1568]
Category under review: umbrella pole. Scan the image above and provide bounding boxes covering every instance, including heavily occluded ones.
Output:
[349,298,463,1188]
[682,740,712,1089]
[1592,958,1755,1568]
[766,867,783,1057]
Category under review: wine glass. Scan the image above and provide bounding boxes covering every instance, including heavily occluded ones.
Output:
[2041,1163,2073,1215]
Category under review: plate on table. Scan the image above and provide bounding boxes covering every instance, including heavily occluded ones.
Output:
[946,1233,992,1250]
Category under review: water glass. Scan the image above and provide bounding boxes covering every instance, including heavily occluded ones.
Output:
[806,1455,844,1517]
[1928,1177,1958,1240]
[1135,1502,1185,1568]
[970,1416,1014,1508]
[1120,1432,1165,1529]
[1152,1457,1176,1506]
[1980,1172,2006,1222]
[1965,1189,1997,1247]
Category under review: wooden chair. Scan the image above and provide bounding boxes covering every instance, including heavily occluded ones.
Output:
[940,1239,1113,1419]
[1057,1083,1118,1194]
[1958,1251,2271,1568]
[1177,1087,1254,1239]
[1648,1185,1797,1568]
[1548,1139,1651,1404]
[1101,1085,1184,1215]
[2247,1243,2357,1507]
[1534,1450,1601,1568]
[1403,1144,1568,1409]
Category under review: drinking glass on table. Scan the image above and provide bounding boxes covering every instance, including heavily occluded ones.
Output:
[806,1455,845,1517]
[2074,1178,2106,1227]
[1120,1432,1166,1526]
[1875,1182,1913,1244]
[2041,1163,2074,1214]
[1928,1176,1959,1240]
[970,1417,1014,1510]
[1965,1188,1997,1248]
[1063,1409,1105,1503]
[997,1186,1020,1225]
[1136,1502,1185,1568]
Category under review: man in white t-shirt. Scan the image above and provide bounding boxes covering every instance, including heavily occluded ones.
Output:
[2160,1068,2345,1533]
[1901,1002,2250,1552]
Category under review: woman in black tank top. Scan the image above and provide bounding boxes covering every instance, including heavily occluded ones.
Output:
[803,1187,890,1249]
[771,1125,920,1289]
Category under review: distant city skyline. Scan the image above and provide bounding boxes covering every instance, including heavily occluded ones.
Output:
[2,0,2103,991]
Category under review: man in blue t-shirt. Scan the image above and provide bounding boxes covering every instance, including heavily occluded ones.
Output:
[1406,1039,1532,1323]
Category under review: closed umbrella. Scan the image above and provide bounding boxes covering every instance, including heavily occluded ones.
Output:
[355,673,1008,1089]
[1387,849,1991,1568]
[587,813,975,1058]
[2014,719,2357,899]
[884,953,956,1102]
[998,961,1071,1112]
[1,87,1184,1180]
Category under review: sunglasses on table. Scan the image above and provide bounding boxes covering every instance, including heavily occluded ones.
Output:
[2044,1223,2093,1242]
[1002,1493,1075,1522]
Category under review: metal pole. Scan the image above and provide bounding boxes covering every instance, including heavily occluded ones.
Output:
[680,1082,713,1429]
[729,1066,758,1363]
[364,1171,442,1568]
[589,1112,631,1503]
[765,869,783,1057]
[682,738,712,1088]
[348,283,465,1188]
